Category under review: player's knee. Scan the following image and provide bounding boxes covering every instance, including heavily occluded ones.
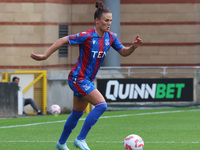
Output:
[101,103,107,112]
[95,102,107,113]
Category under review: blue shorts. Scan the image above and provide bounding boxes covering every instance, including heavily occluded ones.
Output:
[68,79,96,99]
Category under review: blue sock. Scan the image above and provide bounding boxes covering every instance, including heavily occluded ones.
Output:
[77,102,107,140]
[59,110,84,144]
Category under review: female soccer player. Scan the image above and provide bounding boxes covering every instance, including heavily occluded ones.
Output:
[31,1,142,150]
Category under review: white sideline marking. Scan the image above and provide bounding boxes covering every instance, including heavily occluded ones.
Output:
[0,109,199,129]
[97,141,200,144]
[96,141,200,144]
[0,140,199,144]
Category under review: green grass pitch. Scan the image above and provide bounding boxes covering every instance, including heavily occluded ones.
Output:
[0,107,200,150]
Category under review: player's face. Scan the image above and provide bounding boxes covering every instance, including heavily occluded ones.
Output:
[96,12,112,35]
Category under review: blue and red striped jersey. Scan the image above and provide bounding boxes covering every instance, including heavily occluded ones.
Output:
[68,27,123,81]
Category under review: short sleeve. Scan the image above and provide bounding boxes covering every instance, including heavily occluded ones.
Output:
[110,33,124,51]
[68,31,91,45]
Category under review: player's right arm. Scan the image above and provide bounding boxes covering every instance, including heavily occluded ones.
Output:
[30,36,69,61]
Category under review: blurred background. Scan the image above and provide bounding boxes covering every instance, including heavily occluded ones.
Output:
[0,0,200,117]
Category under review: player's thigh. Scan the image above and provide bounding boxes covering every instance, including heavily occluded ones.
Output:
[82,89,106,105]
[73,89,106,111]
[73,96,89,111]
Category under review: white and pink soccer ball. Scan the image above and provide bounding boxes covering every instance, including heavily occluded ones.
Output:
[123,134,144,150]
[50,104,61,115]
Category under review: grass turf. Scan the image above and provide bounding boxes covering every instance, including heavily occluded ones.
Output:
[0,107,199,150]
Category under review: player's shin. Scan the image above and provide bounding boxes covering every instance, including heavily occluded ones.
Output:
[58,110,84,144]
[77,102,107,140]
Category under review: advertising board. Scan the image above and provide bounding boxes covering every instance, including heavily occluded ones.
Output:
[97,78,193,102]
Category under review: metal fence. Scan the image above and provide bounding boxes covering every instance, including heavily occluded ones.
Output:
[99,66,200,78]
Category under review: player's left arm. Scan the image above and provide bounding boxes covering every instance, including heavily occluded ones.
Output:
[118,35,143,57]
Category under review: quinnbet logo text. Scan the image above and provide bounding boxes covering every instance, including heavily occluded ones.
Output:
[97,78,193,102]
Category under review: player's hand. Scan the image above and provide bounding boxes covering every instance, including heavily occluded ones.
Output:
[132,35,143,48]
[30,52,47,61]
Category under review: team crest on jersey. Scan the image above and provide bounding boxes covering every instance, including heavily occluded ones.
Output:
[105,39,109,46]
